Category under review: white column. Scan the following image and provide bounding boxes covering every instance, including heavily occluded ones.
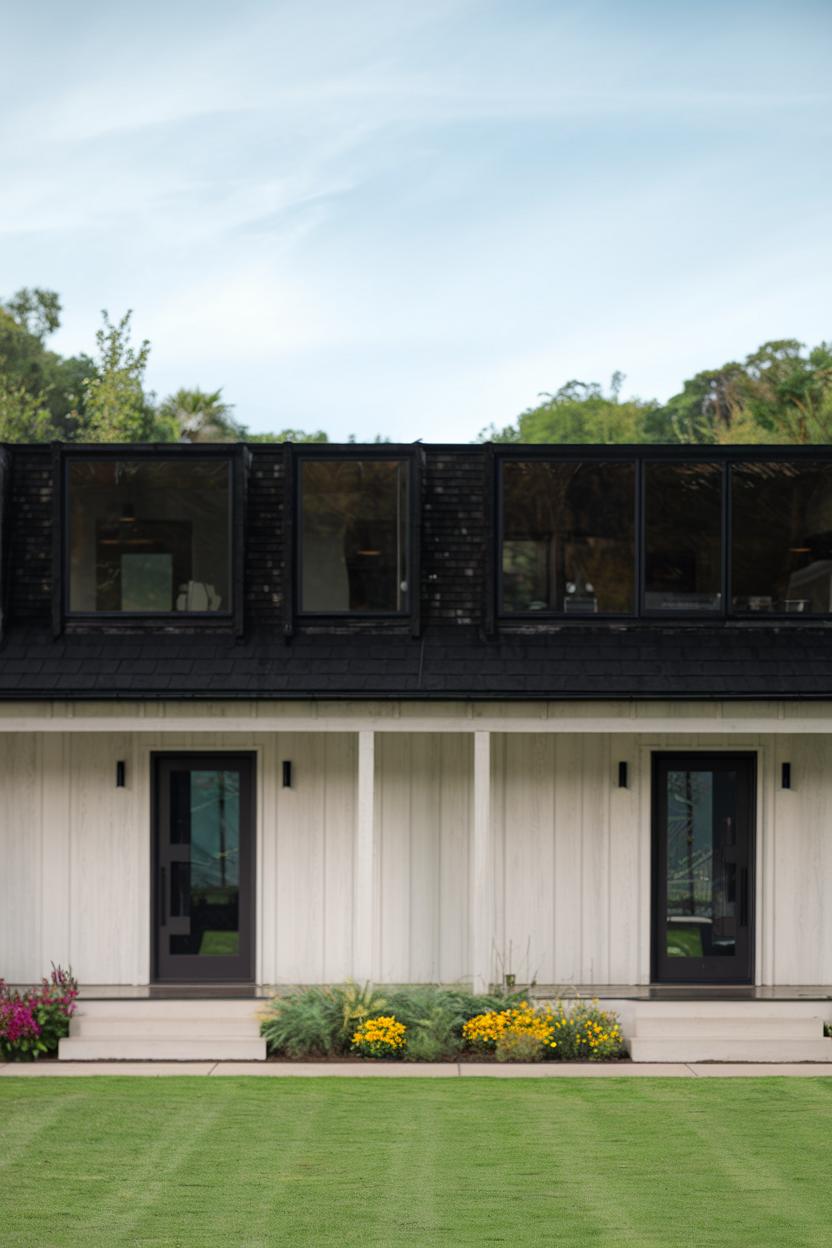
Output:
[470,730,493,993]
[353,730,376,983]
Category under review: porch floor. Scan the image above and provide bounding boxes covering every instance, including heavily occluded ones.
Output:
[67,983,832,1002]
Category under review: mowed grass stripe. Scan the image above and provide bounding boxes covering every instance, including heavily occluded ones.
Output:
[3,1078,832,1247]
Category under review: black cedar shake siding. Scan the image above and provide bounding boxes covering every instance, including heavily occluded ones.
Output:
[0,445,10,640]
[9,447,51,625]
[3,441,832,700]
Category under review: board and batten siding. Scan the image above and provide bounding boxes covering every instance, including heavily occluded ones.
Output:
[1,728,831,986]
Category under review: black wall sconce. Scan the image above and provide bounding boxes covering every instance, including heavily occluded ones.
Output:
[781,762,792,790]
[116,760,126,788]
[618,761,628,789]
[282,760,293,789]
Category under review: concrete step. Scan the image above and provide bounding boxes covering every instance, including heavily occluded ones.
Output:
[60,998,267,1060]
[629,1037,832,1063]
[74,1017,262,1038]
[59,1036,267,1061]
[75,999,262,1020]
[634,1016,822,1040]
[631,1000,830,1019]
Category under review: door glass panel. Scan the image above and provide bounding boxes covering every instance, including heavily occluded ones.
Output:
[664,768,737,960]
[167,770,241,958]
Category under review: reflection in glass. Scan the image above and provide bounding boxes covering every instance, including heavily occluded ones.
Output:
[665,768,737,959]
[68,459,231,613]
[300,459,409,612]
[168,770,241,958]
[501,461,635,613]
[732,462,832,614]
[644,463,722,611]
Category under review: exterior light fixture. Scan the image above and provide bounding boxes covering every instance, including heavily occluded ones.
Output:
[116,760,126,788]
[781,762,792,790]
[282,760,293,788]
[618,761,628,789]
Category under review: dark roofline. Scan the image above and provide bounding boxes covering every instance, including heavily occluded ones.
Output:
[4,441,832,458]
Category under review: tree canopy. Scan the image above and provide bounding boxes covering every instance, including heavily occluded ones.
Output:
[1,287,830,445]
[485,341,832,445]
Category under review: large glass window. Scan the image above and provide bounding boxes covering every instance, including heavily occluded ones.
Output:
[731,461,832,615]
[501,461,635,614]
[644,463,722,612]
[299,459,409,613]
[67,459,232,614]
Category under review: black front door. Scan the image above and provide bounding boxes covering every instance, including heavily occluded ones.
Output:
[652,753,755,984]
[153,754,255,983]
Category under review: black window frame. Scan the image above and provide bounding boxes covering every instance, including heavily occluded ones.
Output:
[56,444,246,634]
[292,444,420,624]
[496,448,640,621]
[495,444,832,625]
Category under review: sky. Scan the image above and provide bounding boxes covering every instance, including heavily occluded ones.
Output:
[1,0,830,442]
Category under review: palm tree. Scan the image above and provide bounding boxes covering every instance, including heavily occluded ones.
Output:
[157,387,243,442]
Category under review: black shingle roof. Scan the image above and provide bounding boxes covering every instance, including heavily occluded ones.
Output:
[2,625,832,700]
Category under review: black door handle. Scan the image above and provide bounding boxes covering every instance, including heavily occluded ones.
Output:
[160,867,167,927]
[740,867,748,927]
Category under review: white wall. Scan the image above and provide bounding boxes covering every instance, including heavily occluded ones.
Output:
[1,726,831,986]
[375,734,470,983]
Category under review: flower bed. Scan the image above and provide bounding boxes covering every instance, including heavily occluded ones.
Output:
[260,983,625,1063]
[0,965,78,1061]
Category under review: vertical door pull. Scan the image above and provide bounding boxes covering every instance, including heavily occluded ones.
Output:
[740,867,748,927]
[160,867,167,927]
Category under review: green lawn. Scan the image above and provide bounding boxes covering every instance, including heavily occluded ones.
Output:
[2,1077,832,1246]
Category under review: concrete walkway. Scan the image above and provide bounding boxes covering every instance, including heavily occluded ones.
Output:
[4,1060,832,1077]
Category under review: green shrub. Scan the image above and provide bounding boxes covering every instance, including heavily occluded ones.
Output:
[259,983,630,1064]
[259,982,388,1057]
[261,982,520,1060]
[384,985,521,1062]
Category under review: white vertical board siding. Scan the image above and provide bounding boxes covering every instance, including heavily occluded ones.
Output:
[262,733,357,985]
[4,725,832,988]
[493,733,641,986]
[0,735,42,981]
[771,734,832,984]
[376,734,471,983]
[68,733,140,984]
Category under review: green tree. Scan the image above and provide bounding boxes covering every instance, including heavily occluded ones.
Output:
[246,428,329,442]
[0,374,57,441]
[82,311,168,442]
[665,341,832,444]
[481,374,671,444]
[156,387,243,442]
[0,290,94,437]
[2,288,62,340]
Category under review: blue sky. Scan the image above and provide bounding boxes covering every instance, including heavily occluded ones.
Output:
[1,0,830,441]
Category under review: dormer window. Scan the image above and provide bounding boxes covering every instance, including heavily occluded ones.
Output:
[298,456,410,614]
[501,459,635,615]
[66,456,233,616]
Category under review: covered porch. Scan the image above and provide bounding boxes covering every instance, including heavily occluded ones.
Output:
[3,698,832,994]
